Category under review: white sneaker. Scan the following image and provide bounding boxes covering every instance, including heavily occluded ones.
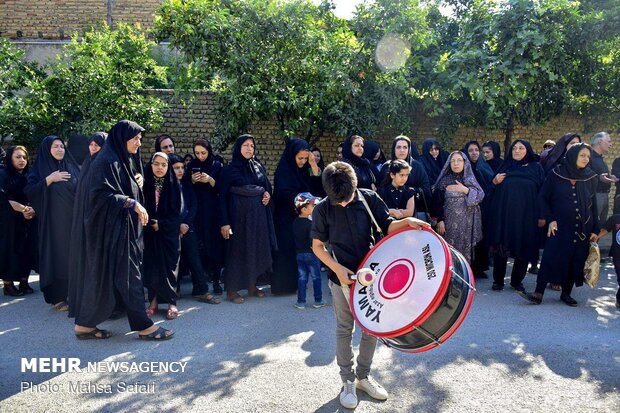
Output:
[339,380,358,409]
[355,376,388,400]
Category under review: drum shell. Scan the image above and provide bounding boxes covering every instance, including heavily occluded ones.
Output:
[380,246,474,353]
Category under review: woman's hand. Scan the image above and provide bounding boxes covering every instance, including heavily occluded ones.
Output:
[589,233,598,242]
[446,181,469,194]
[492,173,506,185]
[262,191,271,206]
[538,219,546,228]
[221,225,232,240]
[134,202,149,226]
[436,220,446,235]
[180,223,189,237]
[45,171,71,186]
[547,220,558,237]
[134,174,144,189]
[23,206,35,220]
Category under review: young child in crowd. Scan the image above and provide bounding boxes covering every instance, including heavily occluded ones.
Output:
[596,195,620,308]
[292,192,326,309]
[311,161,429,409]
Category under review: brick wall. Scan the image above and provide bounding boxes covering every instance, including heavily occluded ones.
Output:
[0,0,162,39]
[145,90,617,184]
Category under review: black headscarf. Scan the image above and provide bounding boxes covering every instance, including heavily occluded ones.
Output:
[419,138,449,184]
[497,139,538,174]
[154,134,175,153]
[342,135,376,189]
[102,120,145,193]
[462,140,494,194]
[275,138,311,193]
[228,134,271,189]
[144,152,183,220]
[540,132,581,174]
[3,146,29,203]
[390,136,416,163]
[89,132,107,149]
[187,138,223,179]
[482,140,503,173]
[28,136,80,187]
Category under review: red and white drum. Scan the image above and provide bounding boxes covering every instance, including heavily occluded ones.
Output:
[350,227,475,353]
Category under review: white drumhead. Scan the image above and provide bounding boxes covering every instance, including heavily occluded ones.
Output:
[351,228,450,337]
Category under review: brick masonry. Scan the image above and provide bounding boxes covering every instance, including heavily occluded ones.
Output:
[146,89,617,184]
[0,0,162,39]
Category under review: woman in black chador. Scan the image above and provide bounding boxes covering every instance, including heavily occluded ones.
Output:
[482,140,504,174]
[272,138,321,295]
[486,139,545,293]
[72,120,173,340]
[419,138,449,186]
[0,146,38,296]
[187,138,224,294]
[341,135,376,190]
[539,132,581,175]
[379,135,432,220]
[143,152,183,320]
[522,143,598,306]
[68,132,107,318]
[219,134,277,304]
[25,136,80,311]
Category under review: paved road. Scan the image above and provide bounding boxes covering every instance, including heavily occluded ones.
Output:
[1,260,618,412]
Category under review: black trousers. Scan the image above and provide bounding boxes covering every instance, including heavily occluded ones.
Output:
[180,231,209,295]
[534,266,576,296]
[492,255,528,287]
[612,257,620,303]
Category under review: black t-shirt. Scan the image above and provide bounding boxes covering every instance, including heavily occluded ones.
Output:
[377,185,416,211]
[590,151,610,193]
[292,216,313,253]
[311,188,393,285]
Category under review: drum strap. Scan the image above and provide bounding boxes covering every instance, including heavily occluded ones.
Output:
[357,189,384,240]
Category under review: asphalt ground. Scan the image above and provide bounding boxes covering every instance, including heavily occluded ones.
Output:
[0,258,618,412]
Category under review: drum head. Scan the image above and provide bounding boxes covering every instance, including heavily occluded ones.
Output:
[351,227,452,338]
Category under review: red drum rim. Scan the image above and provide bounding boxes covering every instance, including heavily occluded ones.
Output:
[350,227,453,338]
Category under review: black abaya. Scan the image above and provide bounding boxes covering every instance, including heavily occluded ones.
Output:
[143,154,183,305]
[73,120,153,331]
[272,138,322,294]
[24,136,80,305]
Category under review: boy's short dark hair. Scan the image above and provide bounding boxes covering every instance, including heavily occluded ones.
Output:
[322,161,357,204]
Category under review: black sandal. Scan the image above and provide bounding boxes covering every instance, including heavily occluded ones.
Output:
[75,328,112,340]
[138,326,174,341]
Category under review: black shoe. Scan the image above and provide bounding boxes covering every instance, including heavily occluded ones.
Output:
[491,283,504,291]
[511,283,526,294]
[3,284,24,297]
[560,294,578,307]
[522,292,543,304]
[18,282,34,294]
[212,282,223,295]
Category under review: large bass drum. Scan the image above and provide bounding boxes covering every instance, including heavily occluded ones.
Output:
[350,227,475,353]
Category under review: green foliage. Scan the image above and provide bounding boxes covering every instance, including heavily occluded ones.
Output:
[155,0,361,148]
[0,24,167,148]
[436,0,582,150]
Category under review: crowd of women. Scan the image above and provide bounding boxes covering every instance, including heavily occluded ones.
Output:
[1,120,618,340]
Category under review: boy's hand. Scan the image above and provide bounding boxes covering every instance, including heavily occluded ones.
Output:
[404,217,430,230]
[334,264,355,286]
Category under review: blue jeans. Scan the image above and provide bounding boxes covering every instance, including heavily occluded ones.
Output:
[296,252,322,303]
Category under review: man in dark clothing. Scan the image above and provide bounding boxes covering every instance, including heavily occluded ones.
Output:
[311,161,429,409]
[590,131,617,224]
